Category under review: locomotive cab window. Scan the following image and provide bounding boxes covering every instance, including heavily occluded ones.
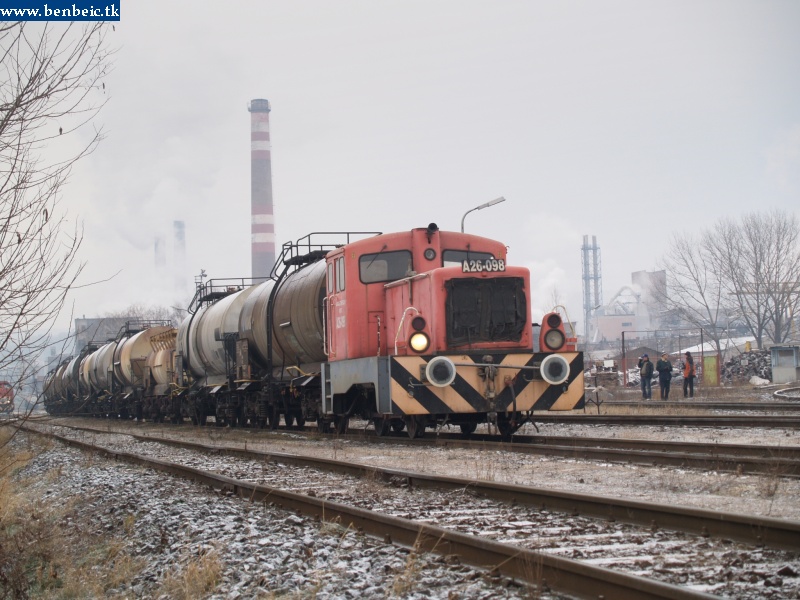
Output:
[359,250,412,283]
[335,257,345,292]
[442,249,495,267]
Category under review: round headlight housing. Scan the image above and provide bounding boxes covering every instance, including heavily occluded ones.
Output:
[546,313,562,328]
[411,316,426,331]
[543,329,565,351]
[424,248,437,261]
[409,332,430,353]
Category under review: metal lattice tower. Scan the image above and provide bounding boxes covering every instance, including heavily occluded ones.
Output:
[581,235,603,339]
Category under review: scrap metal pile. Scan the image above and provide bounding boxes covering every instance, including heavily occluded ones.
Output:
[721,350,772,384]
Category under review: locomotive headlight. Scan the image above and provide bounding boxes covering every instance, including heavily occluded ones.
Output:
[539,354,570,385]
[543,329,565,350]
[409,332,430,353]
[411,316,426,331]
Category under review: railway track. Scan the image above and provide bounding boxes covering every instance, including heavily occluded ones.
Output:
[33,415,800,477]
[345,430,800,477]
[526,414,800,428]
[17,421,800,598]
[600,401,800,412]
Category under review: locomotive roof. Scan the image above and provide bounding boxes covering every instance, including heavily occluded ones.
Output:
[333,226,506,254]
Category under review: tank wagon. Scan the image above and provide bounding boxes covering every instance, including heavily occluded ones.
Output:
[0,381,14,414]
[43,225,584,437]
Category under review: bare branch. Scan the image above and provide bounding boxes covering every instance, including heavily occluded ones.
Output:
[0,23,113,413]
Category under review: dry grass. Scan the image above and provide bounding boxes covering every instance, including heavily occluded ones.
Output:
[158,546,223,599]
[0,427,145,599]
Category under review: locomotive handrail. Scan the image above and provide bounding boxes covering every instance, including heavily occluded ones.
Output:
[187,278,258,315]
[269,231,381,279]
[114,320,172,341]
[322,296,329,357]
[393,306,420,355]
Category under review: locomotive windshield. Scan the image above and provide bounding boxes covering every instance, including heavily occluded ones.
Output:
[445,277,527,345]
[359,250,412,283]
[442,249,494,267]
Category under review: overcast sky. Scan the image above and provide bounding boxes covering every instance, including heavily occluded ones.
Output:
[61,0,800,334]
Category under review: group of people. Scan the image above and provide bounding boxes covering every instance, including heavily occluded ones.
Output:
[637,351,696,400]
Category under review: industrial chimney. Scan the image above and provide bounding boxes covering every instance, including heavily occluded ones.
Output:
[248,98,276,280]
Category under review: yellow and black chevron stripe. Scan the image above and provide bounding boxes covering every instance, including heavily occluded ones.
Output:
[389,352,584,416]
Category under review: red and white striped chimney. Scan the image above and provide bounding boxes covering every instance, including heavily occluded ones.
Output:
[248,98,275,280]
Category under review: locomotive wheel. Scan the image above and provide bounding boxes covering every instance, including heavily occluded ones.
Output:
[284,412,294,428]
[404,416,425,439]
[334,415,349,435]
[316,419,330,434]
[390,421,405,434]
[373,417,390,437]
[459,423,477,435]
[296,415,306,428]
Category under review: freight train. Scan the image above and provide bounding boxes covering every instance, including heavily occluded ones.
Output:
[43,225,584,437]
[0,381,14,414]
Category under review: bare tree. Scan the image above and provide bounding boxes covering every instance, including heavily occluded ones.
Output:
[661,210,800,351]
[704,211,800,348]
[656,231,725,353]
[0,23,112,408]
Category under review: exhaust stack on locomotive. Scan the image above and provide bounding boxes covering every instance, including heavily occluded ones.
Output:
[43,226,584,438]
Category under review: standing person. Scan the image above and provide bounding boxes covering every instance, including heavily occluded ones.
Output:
[638,354,654,400]
[683,351,696,398]
[656,353,673,400]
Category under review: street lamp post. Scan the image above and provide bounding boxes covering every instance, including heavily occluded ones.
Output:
[460,197,506,233]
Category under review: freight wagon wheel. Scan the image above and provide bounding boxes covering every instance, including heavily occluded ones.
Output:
[404,416,425,439]
[267,406,280,430]
[459,423,477,435]
[373,417,390,437]
[334,415,349,434]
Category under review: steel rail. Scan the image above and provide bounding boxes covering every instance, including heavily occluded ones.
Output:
[601,401,800,412]
[24,423,800,552]
[17,426,716,600]
[525,414,800,428]
[336,430,800,476]
[40,416,800,475]
[407,431,800,460]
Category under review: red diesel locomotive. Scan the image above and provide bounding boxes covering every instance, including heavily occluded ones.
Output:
[0,381,14,414]
[43,225,584,437]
